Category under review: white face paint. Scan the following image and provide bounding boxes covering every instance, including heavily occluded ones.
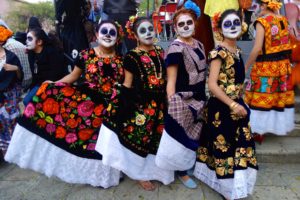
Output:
[221,13,242,39]
[26,32,37,50]
[137,21,155,46]
[176,14,195,38]
[98,23,117,48]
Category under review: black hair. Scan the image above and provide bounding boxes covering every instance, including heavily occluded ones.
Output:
[28,16,42,31]
[29,28,61,51]
[217,9,242,29]
[132,17,152,35]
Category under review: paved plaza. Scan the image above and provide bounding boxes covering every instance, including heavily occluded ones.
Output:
[0,161,300,200]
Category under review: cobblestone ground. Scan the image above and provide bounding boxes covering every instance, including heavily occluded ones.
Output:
[0,162,300,200]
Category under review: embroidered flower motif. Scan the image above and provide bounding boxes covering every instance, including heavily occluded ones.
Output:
[87,64,98,73]
[271,25,279,35]
[140,56,151,64]
[66,118,78,129]
[135,114,146,126]
[46,123,56,133]
[42,98,59,115]
[212,112,221,127]
[60,86,75,97]
[55,126,67,139]
[87,143,96,151]
[24,103,35,118]
[36,119,46,128]
[156,124,164,134]
[92,118,102,128]
[36,83,49,96]
[65,133,78,143]
[148,75,160,85]
[77,100,95,117]
[78,129,93,141]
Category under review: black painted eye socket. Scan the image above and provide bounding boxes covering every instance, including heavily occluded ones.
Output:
[187,20,193,25]
[100,28,108,35]
[178,22,185,28]
[109,29,117,37]
[26,36,33,42]
[139,27,147,34]
[148,26,154,32]
[223,20,232,28]
[233,19,241,26]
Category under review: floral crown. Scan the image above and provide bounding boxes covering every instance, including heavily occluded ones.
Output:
[184,0,201,18]
[125,15,139,40]
[261,0,282,11]
[0,26,13,43]
[212,12,222,33]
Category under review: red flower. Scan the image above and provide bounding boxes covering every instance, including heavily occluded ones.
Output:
[78,129,94,141]
[36,119,46,128]
[42,98,59,115]
[87,64,98,73]
[66,118,78,129]
[55,126,67,139]
[94,104,104,116]
[142,136,149,143]
[156,124,164,134]
[77,100,95,117]
[146,120,154,132]
[102,82,111,93]
[144,108,155,116]
[60,86,75,97]
[149,50,156,57]
[141,56,151,63]
[148,75,159,85]
[92,118,102,128]
[69,101,78,108]
[127,125,134,133]
[104,57,110,64]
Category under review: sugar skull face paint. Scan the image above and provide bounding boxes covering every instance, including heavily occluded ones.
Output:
[137,21,155,46]
[176,14,195,38]
[26,32,37,50]
[221,13,241,39]
[98,23,117,48]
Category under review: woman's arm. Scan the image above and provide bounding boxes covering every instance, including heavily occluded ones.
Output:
[56,66,82,84]
[123,69,134,88]
[3,63,23,80]
[166,64,178,100]
[245,22,265,72]
[208,59,247,117]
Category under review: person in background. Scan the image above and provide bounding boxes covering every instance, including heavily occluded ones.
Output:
[0,19,32,90]
[245,0,294,142]
[0,26,23,159]
[193,9,258,200]
[23,28,68,106]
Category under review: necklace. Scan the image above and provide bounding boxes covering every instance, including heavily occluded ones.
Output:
[137,46,163,79]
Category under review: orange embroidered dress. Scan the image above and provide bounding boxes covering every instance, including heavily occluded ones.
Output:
[245,14,294,135]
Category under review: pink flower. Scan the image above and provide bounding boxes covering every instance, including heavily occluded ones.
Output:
[36,103,42,109]
[87,143,96,150]
[55,114,63,122]
[66,108,71,113]
[24,103,36,118]
[83,54,88,60]
[46,124,56,133]
[85,119,91,126]
[88,83,96,88]
[64,98,71,103]
[140,56,151,63]
[271,25,279,35]
[77,100,95,117]
[53,89,58,95]
[98,61,103,66]
[79,124,86,129]
[111,88,117,99]
[111,63,116,68]
[46,90,52,95]
[65,133,78,143]
[55,82,66,87]
[92,134,98,140]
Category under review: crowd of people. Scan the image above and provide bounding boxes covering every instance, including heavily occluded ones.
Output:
[0,0,298,199]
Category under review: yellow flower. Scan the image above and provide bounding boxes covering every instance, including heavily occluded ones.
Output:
[219,73,227,83]
[212,112,221,127]
[210,50,218,59]
[243,127,251,141]
[107,104,112,112]
[218,50,227,59]
[228,168,234,174]
[225,56,234,69]
[226,84,236,94]
[246,147,253,157]
[239,158,247,168]
[227,157,234,166]
[226,68,235,77]
[216,134,225,145]
[216,167,225,176]
[199,154,208,162]
[135,114,146,126]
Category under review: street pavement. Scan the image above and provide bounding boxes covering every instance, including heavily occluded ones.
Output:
[0,162,300,200]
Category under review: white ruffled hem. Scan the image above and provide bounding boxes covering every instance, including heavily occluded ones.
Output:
[193,162,257,200]
[155,130,196,171]
[5,124,121,188]
[250,108,294,135]
[96,124,174,185]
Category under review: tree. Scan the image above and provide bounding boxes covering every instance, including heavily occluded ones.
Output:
[5,2,55,32]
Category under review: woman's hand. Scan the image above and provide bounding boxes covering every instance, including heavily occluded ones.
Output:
[231,103,247,117]
[3,63,18,71]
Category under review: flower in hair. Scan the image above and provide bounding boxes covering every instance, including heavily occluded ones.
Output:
[212,12,221,32]
[114,21,125,43]
[125,15,138,40]
[184,0,201,18]
[261,0,282,11]
[0,26,13,43]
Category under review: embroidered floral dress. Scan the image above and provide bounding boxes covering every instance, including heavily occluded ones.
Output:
[193,46,258,200]
[245,14,294,135]
[5,48,123,188]
[96,46,174,184]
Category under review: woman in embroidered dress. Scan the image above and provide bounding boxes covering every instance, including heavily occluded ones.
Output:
[96,17,174,191]
[244,0,294,142]
[193,10,258,200]
[0,26,23,159]
[5,20,124,188]
[155,1,207,189]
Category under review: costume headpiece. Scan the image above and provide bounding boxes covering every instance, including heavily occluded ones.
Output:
[125,15,139,40]
[183,0,201,18]
[261,0,282,11]
[0,26,13,43]
[114,21,125,44]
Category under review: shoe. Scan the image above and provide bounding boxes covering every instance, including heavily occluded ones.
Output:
[178,175,197,189]
[186,168,194,176]
[253,133,265,145]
